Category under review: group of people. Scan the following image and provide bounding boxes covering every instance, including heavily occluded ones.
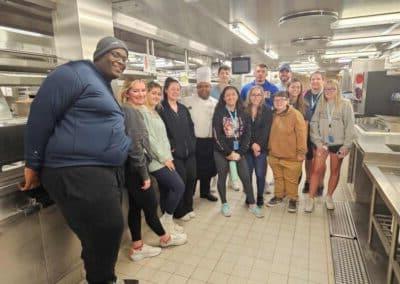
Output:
[21,36,356,284]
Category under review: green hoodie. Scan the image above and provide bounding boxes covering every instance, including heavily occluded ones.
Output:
[138,106,173,172]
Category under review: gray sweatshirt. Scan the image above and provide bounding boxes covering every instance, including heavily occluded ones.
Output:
[122,104,151,180]
[310,98,356,149]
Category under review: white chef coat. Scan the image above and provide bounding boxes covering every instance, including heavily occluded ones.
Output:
[181,94,217,138]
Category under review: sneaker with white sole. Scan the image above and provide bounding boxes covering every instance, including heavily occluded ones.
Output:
[129,244,161,262]
[326,196,335,210]
[188,211,196,218]
[304,197,315,213]
[221,203,232,217]
[249,206,264,218]
[160,216,185,234]
[180,213,191,222]
[160,233,187,247]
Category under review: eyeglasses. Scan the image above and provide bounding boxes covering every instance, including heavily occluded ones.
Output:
[324,88,337,92]
[251,93,263,97]
[273,97,288,102]
[109,51,128,64]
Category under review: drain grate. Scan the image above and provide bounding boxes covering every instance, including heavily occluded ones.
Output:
[328,201,357,239]
[328,202,371,284]
[331,237,370,284]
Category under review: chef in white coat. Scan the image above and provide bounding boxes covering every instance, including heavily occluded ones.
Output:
[182,66,218,202]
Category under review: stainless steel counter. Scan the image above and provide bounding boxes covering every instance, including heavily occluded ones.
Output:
[363,162,400,284]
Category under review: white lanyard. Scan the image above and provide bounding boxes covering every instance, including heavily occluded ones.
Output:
[311,90,323,110]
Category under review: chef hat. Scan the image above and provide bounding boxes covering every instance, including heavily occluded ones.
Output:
[196,66,211,84]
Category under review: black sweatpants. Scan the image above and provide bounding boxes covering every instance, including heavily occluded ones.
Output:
[173,155,197,218]
[125,171,165,241]
[41,166,124,284]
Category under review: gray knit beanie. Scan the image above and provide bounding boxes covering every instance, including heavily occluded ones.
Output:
[93,36,129,61]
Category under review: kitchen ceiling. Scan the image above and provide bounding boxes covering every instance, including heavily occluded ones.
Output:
[112,0,400,71]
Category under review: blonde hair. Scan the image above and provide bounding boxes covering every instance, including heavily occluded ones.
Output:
[245,85,265,118]
[320,79,342,110]
[118,79,146,104]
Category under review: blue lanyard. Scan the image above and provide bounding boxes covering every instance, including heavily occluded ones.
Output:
[311,90,323,110]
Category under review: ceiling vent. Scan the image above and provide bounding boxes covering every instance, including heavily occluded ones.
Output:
[279,10,338,26]
[291,36,331,46]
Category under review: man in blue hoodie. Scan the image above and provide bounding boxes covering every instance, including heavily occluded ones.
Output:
[240,63,278,109]
[22,37,132,284]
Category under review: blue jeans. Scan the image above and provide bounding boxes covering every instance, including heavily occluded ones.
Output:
[246,151,267,205]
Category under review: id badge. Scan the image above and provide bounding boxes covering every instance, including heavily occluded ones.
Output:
[328,135,335,143]
[233,140,239,150]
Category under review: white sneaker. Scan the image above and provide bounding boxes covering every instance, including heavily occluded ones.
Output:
[160,233,187,247]
[129,244,161,262]
[188,211,196,218]
[304,197,315,213]
[326,196,335,210]
[180,213,191,222]
[160,216,185,234]
[231,180,240,191]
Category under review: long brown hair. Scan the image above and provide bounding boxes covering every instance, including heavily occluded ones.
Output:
[216,85,244,111]
[287,78,306,116]
[118,79,146,104]
[245,85,265,118]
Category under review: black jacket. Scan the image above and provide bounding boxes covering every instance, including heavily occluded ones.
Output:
[248,105,273,153]
[212,106,251,156]
[158,100,196,160]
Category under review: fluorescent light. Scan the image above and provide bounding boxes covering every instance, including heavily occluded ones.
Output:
[331,12,400,29]
[327,34,400,46]
[388,41,400,49]
[264,49,279,59]
[389,51,400,63]
[0,25,50,37]
[325,46,377,54]
[229,22,259,44]
[322,51,379,59]
[336,58,352,63]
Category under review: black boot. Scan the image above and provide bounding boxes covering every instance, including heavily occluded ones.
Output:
[302,182,309,193]
[200,193,218,202]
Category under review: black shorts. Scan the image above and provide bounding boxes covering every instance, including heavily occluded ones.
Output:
[327,144,343,154]
[306,135,314,160]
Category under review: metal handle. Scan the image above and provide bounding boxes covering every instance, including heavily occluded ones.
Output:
[0,202,41,226]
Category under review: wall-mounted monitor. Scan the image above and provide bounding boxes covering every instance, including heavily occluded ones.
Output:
[231,57,251,74]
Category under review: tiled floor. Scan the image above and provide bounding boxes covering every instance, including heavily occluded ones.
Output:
[115,162,339,284]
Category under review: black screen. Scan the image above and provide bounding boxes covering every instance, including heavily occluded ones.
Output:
[232,57,251,74]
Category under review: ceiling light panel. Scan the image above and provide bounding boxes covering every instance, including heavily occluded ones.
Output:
[229,21,259,45]
[327,34,400,46]
[331,12,400,29]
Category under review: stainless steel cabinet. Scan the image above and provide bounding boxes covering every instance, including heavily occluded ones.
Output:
[0,208,48,284]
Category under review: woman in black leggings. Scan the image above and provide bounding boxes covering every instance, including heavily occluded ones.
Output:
[120,79,187,262]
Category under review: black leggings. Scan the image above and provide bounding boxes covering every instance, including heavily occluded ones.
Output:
[173,155,197,218]
[126,171,165,242]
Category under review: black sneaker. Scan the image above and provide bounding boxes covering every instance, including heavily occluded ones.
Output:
[200,193,218,202]
[266,196,283,207]
[257,196,264,207]
[288,200,297,213]
[317,186,324,196]
[302,182,309,193]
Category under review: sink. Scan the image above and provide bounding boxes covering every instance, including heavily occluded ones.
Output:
[378,166,400,190]
[386,144,400,152]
